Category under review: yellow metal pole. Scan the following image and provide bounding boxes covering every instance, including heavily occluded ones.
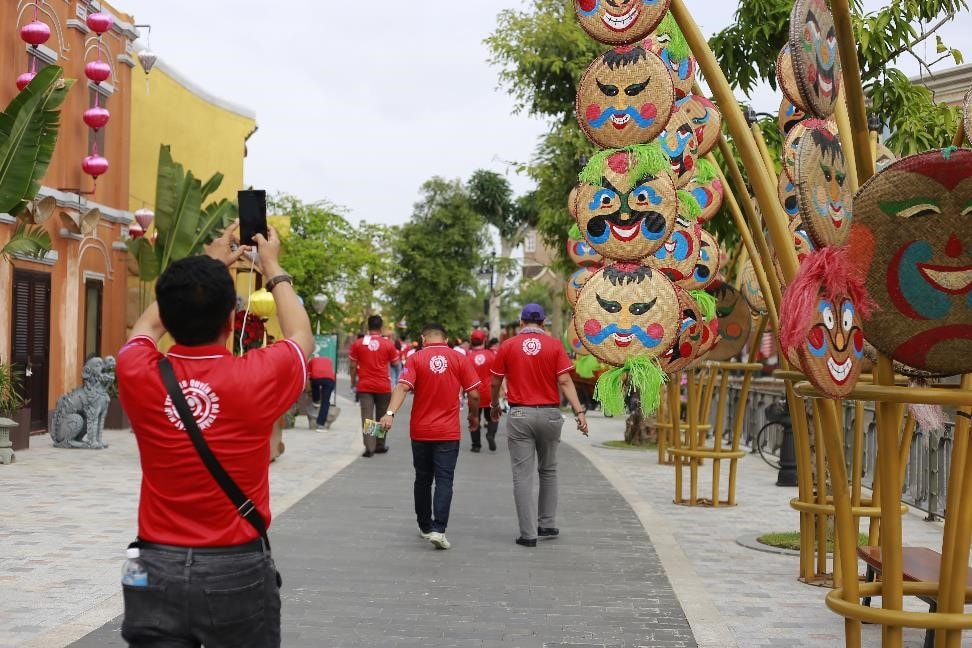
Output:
[751,121,778,181]
[875,356,904,647]
[711,368,731,505]
[811,399,831,580]
[671,377,684,503]
[687,370,700,504]
[953,120,966,148]
[829,0,876,184]
[833,98,860,193]
[788,381,817,581]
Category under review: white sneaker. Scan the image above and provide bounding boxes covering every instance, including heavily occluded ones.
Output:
[419,529,435,540]
[428,532,450,550]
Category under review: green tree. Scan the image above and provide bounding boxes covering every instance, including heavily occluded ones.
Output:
[388,177,487,339]
[467,170,540,337]
[710,0,966,154]
[0,66,72,262]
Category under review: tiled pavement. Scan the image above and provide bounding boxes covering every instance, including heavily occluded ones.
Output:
[1,381,968,647]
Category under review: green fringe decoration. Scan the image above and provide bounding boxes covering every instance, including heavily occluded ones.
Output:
[593,357,668,416]
[694,158,720,184]
[568,223,582,241]
[578,143,671,186]
[594,366,627,417]
[677,189,702,220]
[574,354,600,379]
[658,12,692,64]
[942,146,958,160]
[690,289,717,322]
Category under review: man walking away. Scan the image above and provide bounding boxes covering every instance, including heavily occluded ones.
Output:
[467,330,498,452]
[309,354,336,430]
[490,304,589,548]
[380,323,480,550]
[349,315,400,456]
[117,221,312,646]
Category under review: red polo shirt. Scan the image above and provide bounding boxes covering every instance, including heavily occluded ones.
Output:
[308,356,335,380]
[349,334,398,393]
[467,347,495,407]
[399,343,480,441]
[491,330,573,406]
[117,335,306,547]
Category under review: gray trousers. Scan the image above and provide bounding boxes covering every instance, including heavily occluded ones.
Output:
[507,407,564,540]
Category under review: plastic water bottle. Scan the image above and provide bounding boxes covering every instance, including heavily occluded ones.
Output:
[121,548,148,587]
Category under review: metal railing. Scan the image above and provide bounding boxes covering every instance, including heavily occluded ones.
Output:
[712,380,953,520]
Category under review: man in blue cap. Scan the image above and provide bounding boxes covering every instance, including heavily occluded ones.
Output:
[489,303,589,547]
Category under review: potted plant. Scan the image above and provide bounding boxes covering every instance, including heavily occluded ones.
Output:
[0,361,28,462]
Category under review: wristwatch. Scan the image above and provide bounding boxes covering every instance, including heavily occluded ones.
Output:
[265,273,293,292]
[385,410,395,417]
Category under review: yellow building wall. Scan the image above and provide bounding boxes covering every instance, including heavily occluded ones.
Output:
[128,63,256,211]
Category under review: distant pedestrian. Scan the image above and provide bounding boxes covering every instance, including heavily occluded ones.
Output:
[349,315,400,457]
[490,304,589,548]
[467,330,497,452]
[390,338,403,385]
[380,322,480,550]
[308,354,336,430]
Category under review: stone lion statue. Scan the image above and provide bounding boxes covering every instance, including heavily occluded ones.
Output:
[50,357,110,449]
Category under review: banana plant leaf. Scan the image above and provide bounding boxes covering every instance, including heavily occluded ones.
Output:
[0,67,72,216]
[124,237,161,282]
[0,219,52,261]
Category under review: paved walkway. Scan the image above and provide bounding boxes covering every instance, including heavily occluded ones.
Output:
[1,380,967,647]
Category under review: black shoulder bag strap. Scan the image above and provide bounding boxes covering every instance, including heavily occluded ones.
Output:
[158,357,272,552]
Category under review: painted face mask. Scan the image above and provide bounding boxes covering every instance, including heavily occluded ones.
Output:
[575,144,678,261]
[773,218,817,287]
[567,237,605,268]
[566,266,598,307]
[850,148,972,376]
[678,229,720,291]
[685,159,724,223]
[576,45,675,148]
[783,118,835,182]
[875,143,896,172]
[789,0,842,119]
[658,108,699,187]
[778,170,801,221]
[574,0,671,46]
[644,13,696,101]
[966,88,972,147]
[566,318,590,356]
[738,259,766,313]
[778,96,807,137]
[776,45,809,114]
[673,94,721,157]
[650,215,701,283]
[795,122,853,247]
[704,279,753,361]
[801,295,864,397]
[574,262,678,366]
[659,285,706,374]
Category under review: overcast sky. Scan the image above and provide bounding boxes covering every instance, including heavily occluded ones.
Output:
[120,1,969,226]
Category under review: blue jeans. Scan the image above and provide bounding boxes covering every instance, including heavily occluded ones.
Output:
[121,544,280,647]
[411,440,460,533]
[310,378,335,426]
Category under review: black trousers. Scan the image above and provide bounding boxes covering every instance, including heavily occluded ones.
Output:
[470,406,498,448]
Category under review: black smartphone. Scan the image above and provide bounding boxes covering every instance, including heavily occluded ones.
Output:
[238,189,268,246]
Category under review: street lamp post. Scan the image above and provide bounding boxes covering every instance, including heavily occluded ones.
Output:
[480,250,496,335]
[311,293,328,336]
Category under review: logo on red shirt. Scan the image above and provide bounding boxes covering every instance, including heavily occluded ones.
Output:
[367,338,380,351]
[163,379,220,430]
[474,354,487,366]
[429,355,448,374]
[522,338,543,356]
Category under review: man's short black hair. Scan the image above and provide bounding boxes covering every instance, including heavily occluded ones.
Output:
[156,256,236,346]
[421,322,447,337]
[367,315,383,331]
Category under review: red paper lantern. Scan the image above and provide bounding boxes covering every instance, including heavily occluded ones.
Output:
[82,155,109,178]
[84,60,111,83]
[20,20,51,46]
[83,106,110,130]
[16,72,35,91]
[86,12,113,35]
[128,221,144,238]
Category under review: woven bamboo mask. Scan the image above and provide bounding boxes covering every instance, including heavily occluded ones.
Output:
[966,88,972,146]
[649,216,701,283]
[685,174,724,223]
[678,229,720,291]
[849,148,972,376]
[659,285,705,374]
[574,0,671,46]
[575,146,679,261]
[704,280,752,361]
[644,15,696,101]
[658,109,699,187]
[795,122,853,247]
[673,95,721,157]
[567,237,605,268]
[574,263,679,366]
[776,46,808,114]
[783,118,836,182]
[778,169,801,221]
[566,316,590,356]
[789,0,842,119]
[798,293,864,399]
[778,96,807,137]
[576,45,675,148]
[738,259,766,314]
[566,267,598,307]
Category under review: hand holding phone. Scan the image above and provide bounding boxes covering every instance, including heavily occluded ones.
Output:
[238,189,268,247]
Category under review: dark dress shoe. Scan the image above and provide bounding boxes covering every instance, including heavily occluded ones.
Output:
[470,446,481,453]
[515,537,537,547]
[538,527,559,538]
[374,445,389,454]
[362,450,374,458]
[486,433,497,451]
